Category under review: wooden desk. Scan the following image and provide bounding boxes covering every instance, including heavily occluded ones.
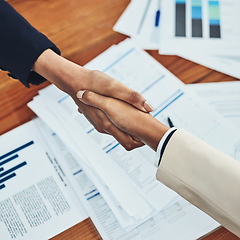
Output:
[0,0,239,239]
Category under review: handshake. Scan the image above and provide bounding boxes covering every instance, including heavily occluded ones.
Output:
[33,49,170,153]
[76,78,170,152]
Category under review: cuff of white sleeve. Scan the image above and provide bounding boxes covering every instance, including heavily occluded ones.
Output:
[154,127,177,167]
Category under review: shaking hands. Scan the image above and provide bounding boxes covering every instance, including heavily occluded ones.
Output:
[33,49,164,151]
[77,90,169,151]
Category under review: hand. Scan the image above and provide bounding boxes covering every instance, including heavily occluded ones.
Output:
[32,49,149,150]
[77,100,144,150]
[33,49,154,113]
[77,90,170,151]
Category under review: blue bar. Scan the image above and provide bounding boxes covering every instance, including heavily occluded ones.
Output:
[140,75,165,95]
[87,128,94,134]
[106,143,120,154]
[0,154,18,167]
[153,92,184,117]
[73,169,83,175]
[175,0,186,37]
[151,90,182,115]
[58,95,69,103]
[208,0,221,38]
[103,48,135,72]
[0,173,16,184]
[0,167,4,172]
[209,19,220,25]
[85,189,97,196]
[0,141,34,160]
[155,10,161,27]
[102,142,114,151]
[0,184,5,190]
[87,192,100,201]
[0,162,27,178]
[191,0,203,37]
[209,0,219,6]
[192,6,202,19]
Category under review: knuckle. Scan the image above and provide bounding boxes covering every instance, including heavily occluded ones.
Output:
[124,141,134,151]
[95,125,104,134]
[128,91,141,104]
[104,99,111,111]
[83,90,93,102]
[97,128,105,134]
[91,69,101,78]
[102,121,112,132]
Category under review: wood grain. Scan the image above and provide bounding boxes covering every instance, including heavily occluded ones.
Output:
[0,0,239,239]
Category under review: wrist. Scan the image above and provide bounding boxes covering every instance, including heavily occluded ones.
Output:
[140,116,169,151]
[32,49,89,96]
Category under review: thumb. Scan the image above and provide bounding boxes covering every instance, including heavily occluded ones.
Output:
[76,90,107,111]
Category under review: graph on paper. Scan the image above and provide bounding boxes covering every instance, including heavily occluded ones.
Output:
[0,141,33,190]
[160,0,240,55]
[175,0,221,38]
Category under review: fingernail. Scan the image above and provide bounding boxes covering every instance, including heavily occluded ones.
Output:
[76,90,86,99]
[144,101,154,112]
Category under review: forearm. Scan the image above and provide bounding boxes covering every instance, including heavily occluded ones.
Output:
[134,114,169,151]
[32,49,88,96]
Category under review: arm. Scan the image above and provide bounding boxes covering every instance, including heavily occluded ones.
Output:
[0,1,152,150]
[32,50,145,150]
[157,129,240,237]
[0,0,60,87]
[79,90,240,238]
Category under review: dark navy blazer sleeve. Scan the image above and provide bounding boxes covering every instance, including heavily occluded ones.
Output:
[0,0,61,87]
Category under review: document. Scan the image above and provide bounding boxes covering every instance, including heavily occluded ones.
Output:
[159,0,240,56]
[84,39,240,160]
[28,39,240,238]
[29,85,177,230]
[29,91,156,230]
[187,81,240,129]
[114,1,240,79]
[180,54,240,79]
[114,0,161,49]
[36,117,219,240]
[0,120,87,240]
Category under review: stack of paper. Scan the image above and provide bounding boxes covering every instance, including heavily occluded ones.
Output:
[0,119,88,240]
[187,81,240,129]
[114,0,240,79]
[27,39,240,239]
[114,0,162,50]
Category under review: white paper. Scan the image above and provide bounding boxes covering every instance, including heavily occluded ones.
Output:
[187,81,240,130]
[37,118,219,240]
[114,0,162,49]
[31,86,176,229]
[160,0,240,56]
[28,39,240,238]
[180,54,240,79]
[28,96,139,230]
[0,120,87,240]
[114,0,240,79]
[84,40,240,160]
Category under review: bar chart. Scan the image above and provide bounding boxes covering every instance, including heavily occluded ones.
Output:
[0,141,33,190]
[175,0,221,38]
[175,0,186,37]
[209,0,221,38]
[192,0,203,37]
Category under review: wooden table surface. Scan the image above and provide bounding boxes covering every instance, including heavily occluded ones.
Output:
[0,0,239,239]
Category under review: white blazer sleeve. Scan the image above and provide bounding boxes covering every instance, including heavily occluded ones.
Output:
[156,129,240,237]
